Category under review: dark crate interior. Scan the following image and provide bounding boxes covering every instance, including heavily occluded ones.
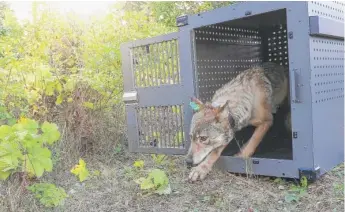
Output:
[193,9,293,160]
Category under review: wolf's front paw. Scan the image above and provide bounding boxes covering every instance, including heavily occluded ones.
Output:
[188,164,211,182]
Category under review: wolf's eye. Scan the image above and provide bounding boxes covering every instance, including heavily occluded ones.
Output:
[199,136,208,142]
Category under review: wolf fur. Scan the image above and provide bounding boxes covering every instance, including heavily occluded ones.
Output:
[186,62,289,182]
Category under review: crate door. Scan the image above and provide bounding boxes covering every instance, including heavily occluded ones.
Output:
[121,33,187,155]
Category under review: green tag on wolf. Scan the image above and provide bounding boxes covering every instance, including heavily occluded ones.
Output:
[189,101,200,111]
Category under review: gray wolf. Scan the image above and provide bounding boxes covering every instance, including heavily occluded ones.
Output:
[186,62,289,182]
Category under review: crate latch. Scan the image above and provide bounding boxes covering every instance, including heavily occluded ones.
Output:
[176,15,188,27]
[123,91,138,104]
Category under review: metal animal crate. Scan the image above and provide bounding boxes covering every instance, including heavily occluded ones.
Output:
[121,1,344,181]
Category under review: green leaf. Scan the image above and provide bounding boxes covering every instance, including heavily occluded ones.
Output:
[151,154,166,165]
[284,193,300,203]
[55,81,63,93]
[45,82,55,96]
[7,119,16,126]
[135,168,170,195]
[14,118,39,134]
[0,156,19,172]
[0,125,12,140]
[140,177,155,190]
[0,141,22,158]
[0,170,11,180]
[41,122,60,144]
[148,169,168,187]
[24,145,53,178]
[0,141,22,180]
[274,177,284,184]
[114,145,122,153]
[65,79,76,91]
[28,183,68,208]
[155,183,171,195]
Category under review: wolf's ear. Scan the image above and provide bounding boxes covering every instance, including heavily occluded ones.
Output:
[212,100,229,116]
[212,100,229,122]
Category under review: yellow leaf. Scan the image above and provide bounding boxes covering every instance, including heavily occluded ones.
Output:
[71,158,89,182]
[133,160,144,169]
[67,97,73,102]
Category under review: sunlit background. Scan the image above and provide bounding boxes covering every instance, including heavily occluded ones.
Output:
[9,1,115,21]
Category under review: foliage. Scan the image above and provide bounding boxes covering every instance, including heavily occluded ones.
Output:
[151,154,167,166]
[333,182,344,199]
[71,158,89,182]
[273,177,284,184]
[114,143,122,154]
[0,1,234,148]
[0,0,234,191]
[284,176,308,203]
[124,166,139,180]
[0,2,199,124]
[123,1,234,28]
[135,168,171,195]
[27,183,68,208]
[0,118,60,180]
[133,160,144,169]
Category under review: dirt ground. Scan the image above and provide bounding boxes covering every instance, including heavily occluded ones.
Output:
[0,150,344,212]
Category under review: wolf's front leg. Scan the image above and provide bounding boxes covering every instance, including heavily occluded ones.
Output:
[188,145,227,182]
[237,121,272,158]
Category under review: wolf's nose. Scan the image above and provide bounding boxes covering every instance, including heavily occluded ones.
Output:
[185,158,193,167]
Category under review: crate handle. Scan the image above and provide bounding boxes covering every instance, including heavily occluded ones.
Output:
[291,68,301,103]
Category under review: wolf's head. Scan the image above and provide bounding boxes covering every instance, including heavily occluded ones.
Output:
[186,97,235,166]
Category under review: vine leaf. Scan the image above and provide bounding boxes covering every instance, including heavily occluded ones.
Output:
[14,117,39,134]
[41,122,61,144]
[0,142,23,180]
[24,145,53,178]
[0,125,12,140]
[135,168,171,195]
[27,183,68,208]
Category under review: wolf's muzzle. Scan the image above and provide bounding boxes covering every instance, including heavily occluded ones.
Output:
[185,157,195,168]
